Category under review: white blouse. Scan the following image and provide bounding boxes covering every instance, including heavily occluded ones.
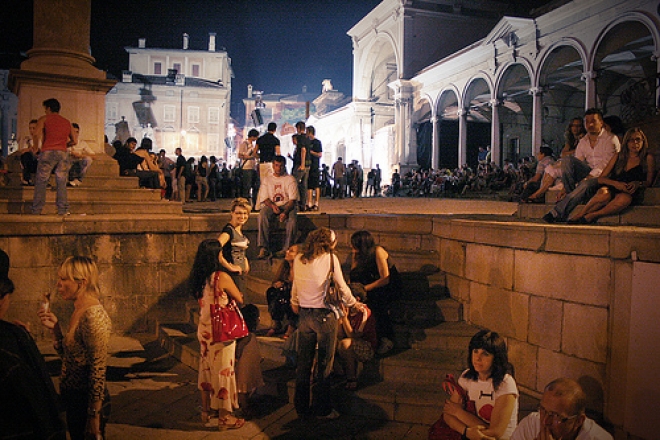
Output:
[291,252,356,309]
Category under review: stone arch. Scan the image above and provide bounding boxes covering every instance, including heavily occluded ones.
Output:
[495,62,534,163]
[413,95,433,169]
[591,13,660,125]
[537,41,587,155]
[435,87,461,169]
[463,76,494,168]
[354,33,400,102]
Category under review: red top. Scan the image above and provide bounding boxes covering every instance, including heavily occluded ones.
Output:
[348,306,378,349]
[41,113,72,152]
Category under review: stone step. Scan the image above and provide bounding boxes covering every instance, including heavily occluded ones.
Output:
[518,201,660,227]
[404,321,479,351]
[0,186,164,202]
[380,347,466,386]
[0,199,182,215]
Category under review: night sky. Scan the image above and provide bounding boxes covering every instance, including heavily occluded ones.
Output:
[1,0,553,125]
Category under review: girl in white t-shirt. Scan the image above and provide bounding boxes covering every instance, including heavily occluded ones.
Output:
[442,329,519,439]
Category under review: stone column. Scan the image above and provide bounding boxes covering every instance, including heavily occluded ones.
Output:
[581,70,597,111]
[458,108,468,167]
[529,87,543,156]
[489,99,500,166]
[431,114,439,170]
[9,0,116,154]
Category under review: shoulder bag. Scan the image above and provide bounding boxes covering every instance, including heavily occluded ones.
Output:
[210,272,249,343]
[323,252,344,318]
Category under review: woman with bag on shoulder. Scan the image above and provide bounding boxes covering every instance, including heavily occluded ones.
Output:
[266,244,299,338]
[189,239,245,431]
[431,329,518,440]
[349,230,400,355]
[217,198,252,293]
[290,227,357,420]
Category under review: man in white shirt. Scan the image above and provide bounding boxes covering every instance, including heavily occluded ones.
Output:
[68,123,95,186]
[511,378,612,440]
[238,129,259,203]
[543,108,619,223]
[256,155,299,259]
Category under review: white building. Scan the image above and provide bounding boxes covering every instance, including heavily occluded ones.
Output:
[314,0,659,185]
[104,33,233,159]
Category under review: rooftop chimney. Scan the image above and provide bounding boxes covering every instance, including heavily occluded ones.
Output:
[209,33,216,52]
[138,38,146,48]
[183,33,189,50]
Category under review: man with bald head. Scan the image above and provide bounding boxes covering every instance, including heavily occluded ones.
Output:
[511,378,612,440]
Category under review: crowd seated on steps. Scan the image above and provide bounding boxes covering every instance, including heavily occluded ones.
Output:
[112,137,165,195]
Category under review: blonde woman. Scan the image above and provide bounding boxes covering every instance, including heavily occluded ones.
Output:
[218,198,251,292]
[38,256,111,440]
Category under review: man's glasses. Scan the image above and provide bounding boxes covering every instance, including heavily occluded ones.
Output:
[538,404,579,425]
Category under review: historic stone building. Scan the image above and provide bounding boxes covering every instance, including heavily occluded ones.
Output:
[313,0,659,184]
[104,33,233,159]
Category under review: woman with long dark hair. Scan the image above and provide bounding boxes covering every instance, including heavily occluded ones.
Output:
[190,239,245,430]
[441,329,518,439]
[349,230,398,355]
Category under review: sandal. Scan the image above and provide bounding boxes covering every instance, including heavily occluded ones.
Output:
[345,379,358,391]
[201,409,219,424]
[218,415,245,430]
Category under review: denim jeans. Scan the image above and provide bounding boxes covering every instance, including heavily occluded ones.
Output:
[257,205,297,251]
[32,150,69,214]
[560,156,592,193]
[241,169,256,201]
[552,176,600,220]
[294,308,338,417]
[294,167,309,207]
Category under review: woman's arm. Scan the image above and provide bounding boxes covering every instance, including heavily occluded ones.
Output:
[596,154,618,185]
[364,246,390,292]
[217,271,244,305]
[644,154,656,188]
[476,394,517,438]
[217,232,242,274]
[333,253,357,308]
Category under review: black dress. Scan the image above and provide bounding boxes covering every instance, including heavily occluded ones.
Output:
[606,164,646,205]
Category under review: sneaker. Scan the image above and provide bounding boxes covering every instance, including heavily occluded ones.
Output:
[376,337,394,355]
[317,409,340,420]
[256,248,271,260]
[542,212,556,224]
[58,211,71,216]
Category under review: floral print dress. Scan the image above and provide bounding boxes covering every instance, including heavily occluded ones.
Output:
[197,272,239,412]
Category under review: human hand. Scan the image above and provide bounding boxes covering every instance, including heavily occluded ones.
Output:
[278,212,287,222]
[232,265,243,275]
[468,426,495,440]
[443,399,463,417]
[623,182,639,194]
[537,424,557,440]
[556,189,566,202]
[38,309,58,330]
[273,281,284,289]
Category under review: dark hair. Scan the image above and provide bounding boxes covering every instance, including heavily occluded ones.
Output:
[267,122,277,132]
[0,277,14,299]
[72,122,80,129]
[42,98,60,113]
[603,115,625,138]
[584,108,603,120]
[126,137,138,145]
[295,121,305,130]
[112,140,123,149]
[248,129,259,138]
[189,239,223,300]
[273,155,286,165]
[615,127,648,176]
[240,304,260,332]
[307,126,315,135]
[539,146,553,158]
[29,119,38,125]
[545,378,587,416]
[564,117,586,150]
[351,230,377,268]
[139,138,153,151]
[463,329,512,390]
[0,249,8,279]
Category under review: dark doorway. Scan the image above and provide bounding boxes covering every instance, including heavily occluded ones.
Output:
[437,120,459,169]
[466,122,491,169]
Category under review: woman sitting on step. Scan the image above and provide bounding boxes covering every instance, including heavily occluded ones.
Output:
[567,127,655,224]
[438,329,518,439]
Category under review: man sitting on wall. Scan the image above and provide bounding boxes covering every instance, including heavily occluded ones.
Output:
[256,155,298,259]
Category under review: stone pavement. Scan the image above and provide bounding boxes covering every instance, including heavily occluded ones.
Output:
[40,334,432,440]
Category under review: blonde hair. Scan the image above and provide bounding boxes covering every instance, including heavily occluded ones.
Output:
[230,197,252,214]
[58,256,101,297]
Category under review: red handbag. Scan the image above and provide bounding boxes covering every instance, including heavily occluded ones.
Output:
[210,272,248,343]
[428,374,477,440]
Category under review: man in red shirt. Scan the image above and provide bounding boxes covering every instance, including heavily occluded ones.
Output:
[31,98,76,215]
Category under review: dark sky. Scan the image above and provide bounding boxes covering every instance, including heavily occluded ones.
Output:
[2,0,554,125]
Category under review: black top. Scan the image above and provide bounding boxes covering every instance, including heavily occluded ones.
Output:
[176,155,186,176]
[292,133,311,168]
[309,138,322,169]
[256,132,280,163]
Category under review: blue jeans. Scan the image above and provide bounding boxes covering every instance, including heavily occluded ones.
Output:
[552,176,600,221]
[32,150,69,214]
[294,308,338,417]
[257,205,297,251]
[294,167,309,207]
[560,156,592,193]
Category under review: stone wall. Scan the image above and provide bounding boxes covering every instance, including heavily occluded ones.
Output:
[2,213,659,436]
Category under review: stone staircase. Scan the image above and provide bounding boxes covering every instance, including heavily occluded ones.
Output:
[0,153,182,215]
[156,240,540,425]
[517,187,660,227]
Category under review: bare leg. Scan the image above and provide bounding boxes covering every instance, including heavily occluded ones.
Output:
[201,390,211,422]
[338,338,358,381]
[568,187,611,221]
[528,173,555,201]
[584,193,633,222]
